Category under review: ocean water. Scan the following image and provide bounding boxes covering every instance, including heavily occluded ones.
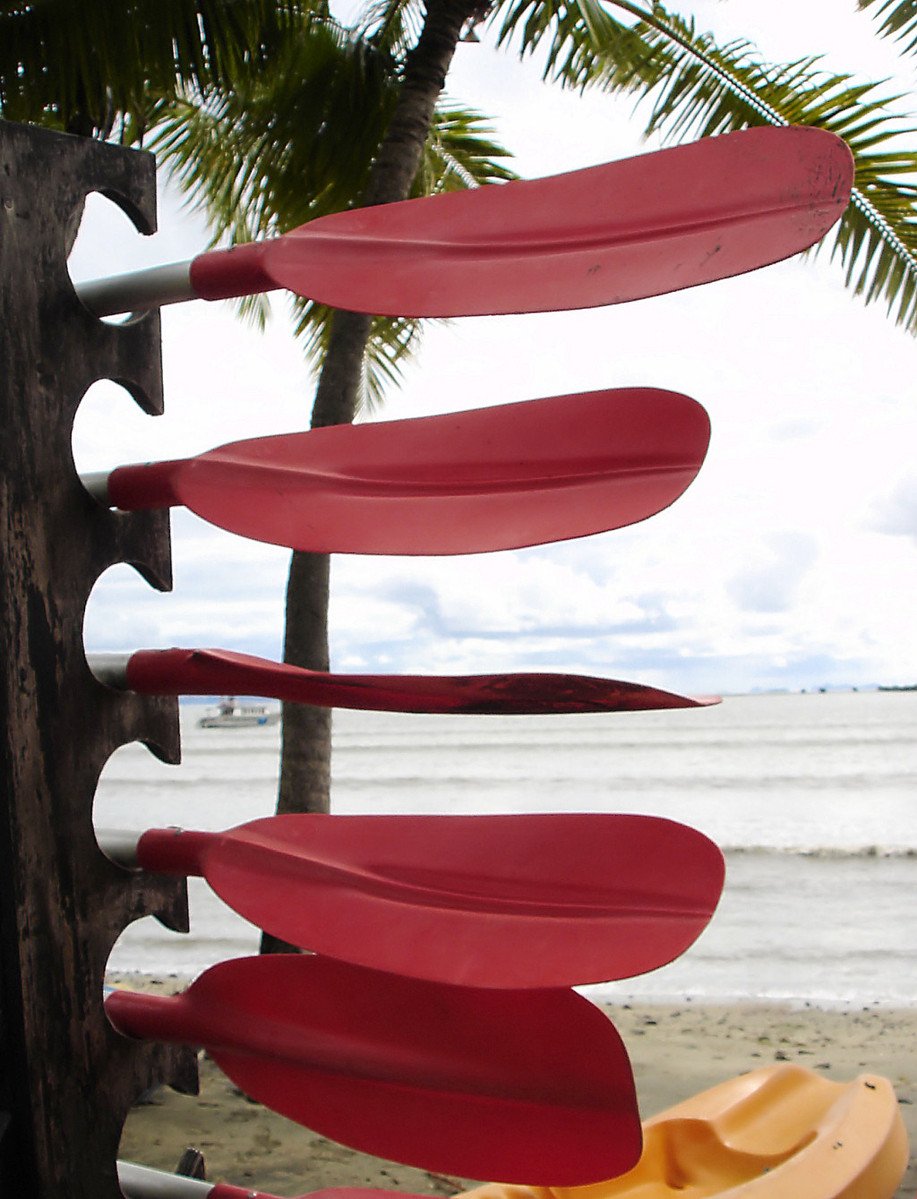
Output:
[96,690,917,1008]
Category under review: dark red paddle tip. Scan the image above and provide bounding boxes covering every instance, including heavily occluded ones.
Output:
[180,955,643,1185]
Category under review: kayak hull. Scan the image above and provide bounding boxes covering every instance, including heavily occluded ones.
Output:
[456,1064,908,1199]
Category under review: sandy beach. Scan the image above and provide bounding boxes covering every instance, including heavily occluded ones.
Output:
[112,975,916,1199]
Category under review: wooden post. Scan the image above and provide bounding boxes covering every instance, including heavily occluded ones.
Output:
[0,122,198,1197]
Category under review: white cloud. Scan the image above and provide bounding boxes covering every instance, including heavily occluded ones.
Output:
[872,474,917,542]
[727,533,819,613]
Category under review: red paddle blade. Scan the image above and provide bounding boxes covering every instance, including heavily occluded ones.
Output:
[106,956,641,1185]
[190,126,853,316]
[137,814,724,988]
[107,388,710,555]
[125,647,721,714]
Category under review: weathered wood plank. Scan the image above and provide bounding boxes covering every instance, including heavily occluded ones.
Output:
[0,121,198,1198]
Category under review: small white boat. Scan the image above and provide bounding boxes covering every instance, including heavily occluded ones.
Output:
[197,698,280,729]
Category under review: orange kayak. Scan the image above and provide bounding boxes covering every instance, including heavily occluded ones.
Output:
[458,1064,908,1199]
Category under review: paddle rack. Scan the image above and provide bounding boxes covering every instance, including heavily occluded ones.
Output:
[0,122,198,1196]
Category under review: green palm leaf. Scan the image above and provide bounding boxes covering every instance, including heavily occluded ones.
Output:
[150,19,399,241]
[417,103,516,194]
[498,0,917,335]
[355,0,427,55]
[150,15,513,408]
[496,0,652,88]
[858,0,917,56]
[0,0,300,135]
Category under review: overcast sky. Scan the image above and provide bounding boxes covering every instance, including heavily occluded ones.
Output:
[70,0,917,696]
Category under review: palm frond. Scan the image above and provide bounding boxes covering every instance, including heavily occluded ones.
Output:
[149,17,399,242]
[356,0,428,57]
[858,0,917,56]
[292,301,424,412]
[0,0,301,135]
[152,22,513,410]
[498,0,917,335]
[495,0,653,87]
[416,103,516,194]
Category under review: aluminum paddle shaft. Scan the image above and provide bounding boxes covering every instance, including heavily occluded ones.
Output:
[118,1164,409,1199]
[82,388,710,555]
[76,127,853,318]
[106,956,641,1185]
[101,812,724,988]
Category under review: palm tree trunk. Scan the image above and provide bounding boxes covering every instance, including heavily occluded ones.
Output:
[262,0,482,953]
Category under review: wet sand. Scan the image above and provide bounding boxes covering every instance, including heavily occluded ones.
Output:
[112,977,916,1198]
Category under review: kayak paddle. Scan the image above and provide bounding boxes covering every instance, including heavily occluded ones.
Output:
[99,812,725,988]
[105,955,642,1184]
[117,1162,231,1199]
[76,126,853,319]
[117,1161,266,1198]
[89,646,721,714]
[118,1164,407,1199]
[81,388,710,555]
